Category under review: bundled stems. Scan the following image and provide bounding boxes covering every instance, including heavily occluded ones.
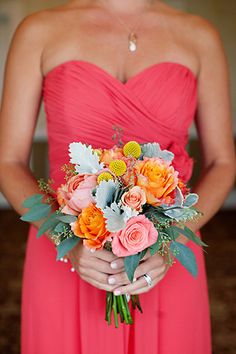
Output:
[106,292,143,327]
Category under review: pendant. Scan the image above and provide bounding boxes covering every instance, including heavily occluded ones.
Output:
[128,33,137,52]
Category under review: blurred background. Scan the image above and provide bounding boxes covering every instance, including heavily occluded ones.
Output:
[0,0,235,353]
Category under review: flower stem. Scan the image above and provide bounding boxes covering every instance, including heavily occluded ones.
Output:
[119,294,129,324]
[123,294,133,324]
[117,295,124,323]
[106,292,113,325]
[112,294,119,328]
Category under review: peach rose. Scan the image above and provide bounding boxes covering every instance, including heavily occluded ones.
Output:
[57,174,97,215]
[111,215,158,257]
[134,157,178,206]
[100,147,124,166]
[121,186,146,212]
[71,204,110,251]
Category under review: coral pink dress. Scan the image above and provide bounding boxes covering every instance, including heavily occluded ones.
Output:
[21,61,211,354]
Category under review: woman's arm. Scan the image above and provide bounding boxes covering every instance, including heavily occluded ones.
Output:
[0,14,48,229]
[177,18,236,242]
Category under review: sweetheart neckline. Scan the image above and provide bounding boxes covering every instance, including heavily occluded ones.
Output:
[43,59,198,86]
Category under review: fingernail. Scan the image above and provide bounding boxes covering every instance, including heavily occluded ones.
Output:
[114,290,121,296]
[108,277,116,285]
[110,262,118,269]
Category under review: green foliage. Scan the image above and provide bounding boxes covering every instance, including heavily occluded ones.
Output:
[143,205,172,228]
[55,214,77,224]
[162,227,180,241]
[172,226,208,247]
[170,241,198,277]
[53,222,68,234]
[38,178,55,195]
[56,237,80,260]
[22,194,44,208]
[124,249,147,283]
[149,238,162,255]
[36,212,59,238]
[20,203,51,222]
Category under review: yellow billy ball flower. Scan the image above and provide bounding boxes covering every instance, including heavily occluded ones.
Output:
[123,141,141,158]
[109,159,127,177]
[97,172,113,184]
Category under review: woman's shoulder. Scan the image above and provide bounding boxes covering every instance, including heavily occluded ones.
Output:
[170,6,223,51]
[156,2,222,46]
[11,3,79,45]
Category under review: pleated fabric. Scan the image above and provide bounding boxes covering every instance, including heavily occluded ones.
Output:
[21,60,211,354]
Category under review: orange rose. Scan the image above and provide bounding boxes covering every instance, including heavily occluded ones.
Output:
[100,147,123,166]
[71,205,110,251]
[134,157,178,206]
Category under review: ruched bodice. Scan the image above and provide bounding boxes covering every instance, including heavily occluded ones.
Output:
[42,60,197,185]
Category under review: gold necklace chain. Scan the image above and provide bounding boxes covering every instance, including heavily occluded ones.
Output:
[98,0,153,53]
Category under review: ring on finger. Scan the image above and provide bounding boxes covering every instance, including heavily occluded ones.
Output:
[143,273,153,288]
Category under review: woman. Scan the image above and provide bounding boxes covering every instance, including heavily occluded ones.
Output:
[0,0,235,353]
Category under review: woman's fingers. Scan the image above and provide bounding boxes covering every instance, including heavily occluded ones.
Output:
[113,270,157,295]
[107,254,166,287]
[126,275,164,295]
[79,256,125,275]
[79,272,117,292]
[112,254,168,295]
[93,248,118,263]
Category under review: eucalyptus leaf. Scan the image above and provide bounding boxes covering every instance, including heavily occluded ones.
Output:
[124,254,140,283]
[139,248,148,260]
[20,203,51,222]
[56,214,77,224]
[22,194,44,208]
[163,227,180,241]
[124,251,146,283]
[53,222,68,234]
[36,212,59,238]
[56,237,80,260]
[144,205,172,226]
[149,238,162,255]
[170,241,198,277]
[172,226,208,247]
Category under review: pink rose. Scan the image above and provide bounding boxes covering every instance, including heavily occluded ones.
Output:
[57,174,97,215]
[111,215,158,257]
[121,186,146,212]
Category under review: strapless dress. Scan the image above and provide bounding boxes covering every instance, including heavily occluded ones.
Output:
[21,60,211,354]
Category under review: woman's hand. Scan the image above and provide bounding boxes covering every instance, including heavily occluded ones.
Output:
[107,251,169,296]
[67,242,126,292]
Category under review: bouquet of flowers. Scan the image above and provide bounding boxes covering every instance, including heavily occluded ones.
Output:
[21,134,206,327]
